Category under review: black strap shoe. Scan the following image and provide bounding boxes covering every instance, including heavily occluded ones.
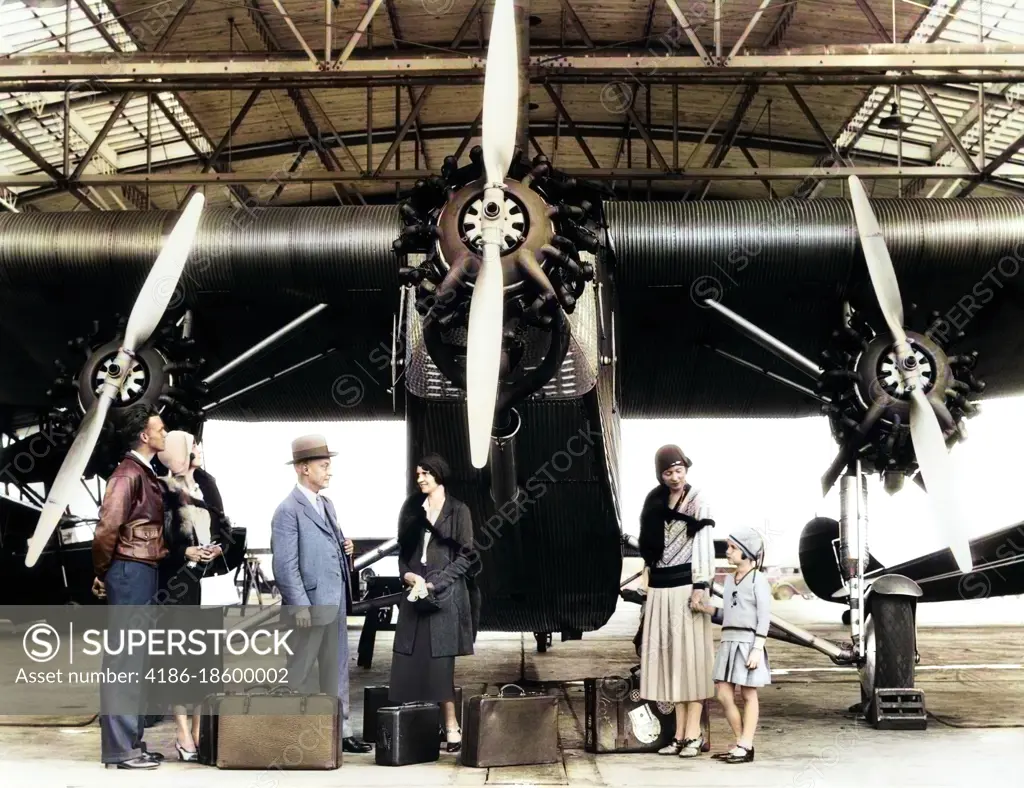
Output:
[342,736,373,754]
[721,745,754,763]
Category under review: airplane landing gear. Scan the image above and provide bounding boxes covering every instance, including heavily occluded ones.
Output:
[535,632,552,653]
[839,463,927,729]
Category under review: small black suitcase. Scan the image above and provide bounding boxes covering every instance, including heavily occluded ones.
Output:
[374,703,442,766]
[364,685,462,743]
[461,684,560,768]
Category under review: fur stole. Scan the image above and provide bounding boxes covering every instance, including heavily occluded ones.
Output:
[638,484,714,567]
[397,492,466,563]
[162,474,212,546]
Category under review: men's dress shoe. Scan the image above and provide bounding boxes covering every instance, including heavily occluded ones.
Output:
[342,737,372,753]
[105,756,159,769]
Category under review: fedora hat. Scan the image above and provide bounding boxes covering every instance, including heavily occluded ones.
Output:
[287,434,338,464]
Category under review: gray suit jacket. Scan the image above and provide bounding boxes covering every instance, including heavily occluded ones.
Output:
[271,486,351,625]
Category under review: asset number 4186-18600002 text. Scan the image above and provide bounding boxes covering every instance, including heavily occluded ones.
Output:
[145,668,289,685]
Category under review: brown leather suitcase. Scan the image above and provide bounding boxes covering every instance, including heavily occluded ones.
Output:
[461,684,559,768]
[205,688,340,770]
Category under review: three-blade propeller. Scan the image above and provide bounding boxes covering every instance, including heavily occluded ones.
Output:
[466,0,518,469]
[24,193,206,568]
[848,175,973,574]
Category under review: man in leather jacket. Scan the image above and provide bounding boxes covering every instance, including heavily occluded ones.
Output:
[92,403,169,770]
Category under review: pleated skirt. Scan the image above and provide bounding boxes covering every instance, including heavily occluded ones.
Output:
[639,584,715,703]
[713,641,772,687]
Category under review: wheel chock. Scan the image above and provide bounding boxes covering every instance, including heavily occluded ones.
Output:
[871,688,927,730]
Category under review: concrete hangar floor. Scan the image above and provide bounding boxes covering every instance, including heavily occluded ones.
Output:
[0,592,1021,787]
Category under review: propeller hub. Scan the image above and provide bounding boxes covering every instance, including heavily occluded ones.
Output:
[436,178,554,293]
[874,337,934,401]
[482,200,503,220]
[76,339,170,415]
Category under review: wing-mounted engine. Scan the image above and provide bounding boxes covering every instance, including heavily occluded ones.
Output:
[394,147,605,419]
[818,304,986,495]
[39,311,208,481]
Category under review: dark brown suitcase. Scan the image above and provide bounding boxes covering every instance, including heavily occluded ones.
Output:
[363,685,463,743]
[374,703,441,766]
[584,672,675,753]
[461,684,559,768]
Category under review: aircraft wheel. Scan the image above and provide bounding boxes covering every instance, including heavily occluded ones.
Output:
[535,632,551,653]
[860,594,916,722]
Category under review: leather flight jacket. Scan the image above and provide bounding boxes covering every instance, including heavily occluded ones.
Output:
[92,454,168,579]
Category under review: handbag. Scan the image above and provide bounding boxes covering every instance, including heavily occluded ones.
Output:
[413,592,442,615]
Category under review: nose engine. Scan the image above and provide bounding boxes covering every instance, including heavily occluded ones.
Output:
[394,148,604,413]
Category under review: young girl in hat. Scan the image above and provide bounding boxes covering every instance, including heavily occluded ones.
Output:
[708,527,771,764]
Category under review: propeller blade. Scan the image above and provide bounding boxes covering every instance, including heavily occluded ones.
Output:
[466,242,504,468]
[482,0,519,186]
[908,388,974,574]
[24,395,112,568]
[848,175,906,343]
[23,194,205,568]
[123,192,205,350]
[465,0,518,468]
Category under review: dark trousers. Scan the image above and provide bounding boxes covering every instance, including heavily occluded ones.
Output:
[286,606,351,738]
[99,559,159,764]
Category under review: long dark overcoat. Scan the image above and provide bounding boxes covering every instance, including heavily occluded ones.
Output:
[393,493,478,659]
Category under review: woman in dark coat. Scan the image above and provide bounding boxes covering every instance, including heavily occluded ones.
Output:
[154,432,231,762]
[389,453,479,752]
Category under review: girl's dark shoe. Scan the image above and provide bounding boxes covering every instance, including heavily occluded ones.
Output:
[175,741,199,763]
[445,726,462,753]
[657,738,685,755]
[722,745,754,763]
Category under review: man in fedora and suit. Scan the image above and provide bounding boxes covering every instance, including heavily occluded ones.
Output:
[271,434,372,754]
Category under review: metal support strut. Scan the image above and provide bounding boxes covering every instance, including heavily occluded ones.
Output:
[839,462,870,658]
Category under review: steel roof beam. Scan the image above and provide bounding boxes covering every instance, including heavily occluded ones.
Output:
[6,44,1024,79]
[0,165,1004,187]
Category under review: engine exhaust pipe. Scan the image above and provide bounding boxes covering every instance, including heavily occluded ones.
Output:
[488,408,522,508]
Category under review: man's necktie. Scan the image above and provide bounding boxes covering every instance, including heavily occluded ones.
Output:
[316,494,326,522]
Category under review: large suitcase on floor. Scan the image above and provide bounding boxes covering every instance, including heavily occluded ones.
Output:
[198,687,340,770]
[363,685,463,743]
[374,703,441,766]
[584,669,676,753]
[461,684,560,768]
[584,667,711,754]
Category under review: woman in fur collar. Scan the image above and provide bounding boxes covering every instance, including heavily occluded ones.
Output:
[637,444,716,758]
[154,431,230,762]
[389,453,480,752]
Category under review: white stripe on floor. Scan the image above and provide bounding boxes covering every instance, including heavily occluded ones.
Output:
[771,663,1022,675]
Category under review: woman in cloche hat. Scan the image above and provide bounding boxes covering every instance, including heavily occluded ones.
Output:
[637,444,717,758]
